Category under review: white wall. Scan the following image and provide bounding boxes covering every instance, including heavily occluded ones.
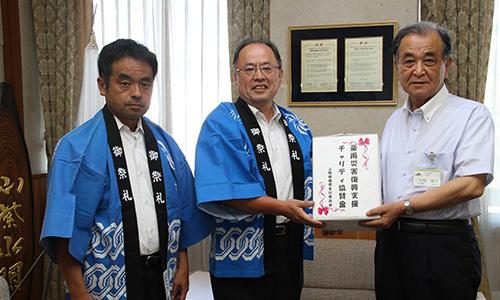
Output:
[270,0,419,137]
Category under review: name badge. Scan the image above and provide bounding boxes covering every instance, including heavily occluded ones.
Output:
[413,168,441,187]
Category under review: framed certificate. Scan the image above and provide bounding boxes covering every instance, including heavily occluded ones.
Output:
[288,21,398,106]
[301,39,338,93]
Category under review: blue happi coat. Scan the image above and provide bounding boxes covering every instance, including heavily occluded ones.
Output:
[195,102,314,277]
[41,111,214,299]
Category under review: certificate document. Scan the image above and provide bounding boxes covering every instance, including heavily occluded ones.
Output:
[313,134,381,230]
[301,39,337,93]
[345,36,383,92]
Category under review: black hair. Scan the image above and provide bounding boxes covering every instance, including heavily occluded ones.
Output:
[98,39,158,86]
[232,38,282,69]
[393,21,452,59]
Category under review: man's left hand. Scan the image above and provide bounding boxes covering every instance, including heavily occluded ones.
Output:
[172,251,189,300]
[359,201,404,229]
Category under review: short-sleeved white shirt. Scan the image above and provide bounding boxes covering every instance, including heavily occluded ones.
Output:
[248,103,293,224]
[381,85,494,219]
[115,116,159,255]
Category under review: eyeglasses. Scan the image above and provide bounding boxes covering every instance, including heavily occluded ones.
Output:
[235,64,280,76]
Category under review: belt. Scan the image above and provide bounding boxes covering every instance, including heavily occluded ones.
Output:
[387,218,472,235]
[275,223,289,236]
[140,252,161,269]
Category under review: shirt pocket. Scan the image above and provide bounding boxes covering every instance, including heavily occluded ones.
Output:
[415,151,454,181]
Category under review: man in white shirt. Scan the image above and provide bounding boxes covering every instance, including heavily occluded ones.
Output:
[362,21,494,300]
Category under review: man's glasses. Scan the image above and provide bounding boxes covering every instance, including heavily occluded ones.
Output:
[235,64,280,76]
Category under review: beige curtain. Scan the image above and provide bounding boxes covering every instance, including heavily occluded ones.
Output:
[32,0,92,159]
[422,0,494,102]
[188,0,271,272]
[32,1,91,299]
[421,1,495,299]
[227,0,270,98]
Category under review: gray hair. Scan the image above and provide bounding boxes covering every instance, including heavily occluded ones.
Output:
[232,38,282,69]
[393,21,452,60]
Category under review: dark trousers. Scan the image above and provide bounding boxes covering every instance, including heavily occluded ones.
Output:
[139,253,166,300]
[65,254,166,300]
[210,224,303,300]
[375,219,481,300]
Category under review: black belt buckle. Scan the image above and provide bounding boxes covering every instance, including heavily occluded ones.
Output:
[144,253,161,269]
[275,224,287,236]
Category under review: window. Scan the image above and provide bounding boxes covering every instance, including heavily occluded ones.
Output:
[482,0,500,296]
[92,0,231,164]
[93,0,165,123]
[485,0,500,198]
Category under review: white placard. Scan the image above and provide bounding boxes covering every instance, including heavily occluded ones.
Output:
[313,134,382,230]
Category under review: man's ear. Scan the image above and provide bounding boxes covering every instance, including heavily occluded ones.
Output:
[393,56,401,75]
[277,68,283,85]
[97,77,106,96]
[444,58,453,79]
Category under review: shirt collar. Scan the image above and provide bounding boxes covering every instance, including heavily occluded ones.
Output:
[403,85,449,123]
[113,115,144,134]
[246,102,282,123]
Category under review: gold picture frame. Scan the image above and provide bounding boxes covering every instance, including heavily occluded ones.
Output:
[288,20,398,106]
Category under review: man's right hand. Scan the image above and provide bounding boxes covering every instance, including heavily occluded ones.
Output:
[284,200,325,228]
[69,291,94,300]
[56,239,94,300]
[225,196,325,227]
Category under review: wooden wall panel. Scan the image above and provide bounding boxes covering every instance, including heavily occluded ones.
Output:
[315,228,376,240]
[31,173,46,300]
[1,0,23,126]
[1,82,34,299]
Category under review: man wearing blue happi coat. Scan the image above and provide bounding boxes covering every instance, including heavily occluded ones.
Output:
[41,39,213,300]
[195,39,324,300]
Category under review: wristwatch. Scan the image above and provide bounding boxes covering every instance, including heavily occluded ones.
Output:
[403,198,414,216]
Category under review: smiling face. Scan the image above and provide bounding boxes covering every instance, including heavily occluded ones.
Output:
[395,31,452,109]
[234,43,283,108]
[98,57,154,130]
